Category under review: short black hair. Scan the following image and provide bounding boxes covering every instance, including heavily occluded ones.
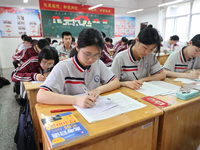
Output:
[45,37,51,44]
[77,28,104,51]
[52,40,58,44]
[101,31,106,38]
[127,39,135,46]
[24,36,32,43]
[170,35,179,41]
[38,46,59,65]
[72,37,75,42]
[62,31,72,38]
[121,37,128,43]
[105,37,111,42]
[38,39,49,49]
[190,34,200,48]
[21,34,27,40]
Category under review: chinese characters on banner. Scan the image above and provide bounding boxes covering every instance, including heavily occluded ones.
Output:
[0,7,42,37]
[115,16,135,37]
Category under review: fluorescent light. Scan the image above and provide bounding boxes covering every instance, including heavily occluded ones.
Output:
[158,0,184,7]
[23,0,28,3]
[88,4,103,10]
[127,9,143,14]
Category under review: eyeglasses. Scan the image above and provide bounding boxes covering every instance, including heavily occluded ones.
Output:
[80,50,101,60]
[40,62,54,68]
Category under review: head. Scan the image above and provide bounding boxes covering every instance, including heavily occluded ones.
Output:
[72,37,76,46]
[105,37,111,45]
[21,34,27,41]
[35,39,49,52]
[62,31,72,47]
[133,26,161,58]
[24,36,32,47]
[52,40,58,44]
[169,35,179,45]
[39,46,59,70]
[127,39,135,48]
[186,34,200,58]
[45,37,51,44]
[76,27,104,67]
[121,37,128,45]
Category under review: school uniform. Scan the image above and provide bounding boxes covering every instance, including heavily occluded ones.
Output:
[111,46,163,81]
[56,44,72,58]
[100,44,113,67]
[40,55,116,95]
[12,45,38,65]
[163,40,178,50]
[11,56,43,82]
[113,41,128,58]
[163,47,200,72]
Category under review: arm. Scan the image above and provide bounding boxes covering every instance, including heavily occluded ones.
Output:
[165,69,199,79]
[140,70,166,82]
[120,80,143,90]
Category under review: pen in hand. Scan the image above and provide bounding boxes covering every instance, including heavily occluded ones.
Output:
[133,72,138,80]
[82,85,96,106]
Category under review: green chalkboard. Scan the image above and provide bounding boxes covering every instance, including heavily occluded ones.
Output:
[41,10,114,37]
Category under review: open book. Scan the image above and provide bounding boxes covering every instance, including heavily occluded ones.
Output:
[73,92,146,123]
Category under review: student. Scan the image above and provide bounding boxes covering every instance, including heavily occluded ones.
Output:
[71,37,76,47]
[17,36,32,53]
[105,37,111,49]
[56,31,73,60]
[11,46,59,82]
[111,26,166,90]
[112,37,128,58]
[163,34,200,79]
[51,40,59,48]
[163,35,179,51]
[15,34,27,53]
[37,27,120,108]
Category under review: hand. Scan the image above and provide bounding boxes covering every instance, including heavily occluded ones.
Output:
[36,74,46,81]
[187,71,200,79]
[76,95,95,108]
[43,72,50,77]
[125,80,143,90]
[88,88,101,101]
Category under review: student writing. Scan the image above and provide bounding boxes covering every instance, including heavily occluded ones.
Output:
[37,27,120,108]
[163,34,200,79]
[111,26,166,90]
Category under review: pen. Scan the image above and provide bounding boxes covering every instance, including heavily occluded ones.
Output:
[39,68,46,78]
[82,85,96,105]
[50,108,76,113]
[133,72,138,80]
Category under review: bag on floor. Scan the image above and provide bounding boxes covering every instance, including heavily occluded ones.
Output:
[14,100,37,150]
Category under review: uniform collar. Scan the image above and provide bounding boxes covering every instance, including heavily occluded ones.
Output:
[179,46,187,63]
[63,45,72,52]
[72,55,91,72]
[128,45,136,63]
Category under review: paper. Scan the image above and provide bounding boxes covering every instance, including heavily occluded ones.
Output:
[174,78,200,84]
[31,81,43,84]
[136,81,180,96]
[74,92,147,123]
[73,94,118,114]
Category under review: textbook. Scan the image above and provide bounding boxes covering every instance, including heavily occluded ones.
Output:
[41,112,89,148]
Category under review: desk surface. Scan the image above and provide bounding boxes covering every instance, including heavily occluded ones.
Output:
[36,88,163,150]
[23,81,43,91]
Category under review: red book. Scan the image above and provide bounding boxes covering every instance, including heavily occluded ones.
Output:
[142,96,169,108]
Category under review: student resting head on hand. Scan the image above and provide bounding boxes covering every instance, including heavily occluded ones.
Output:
[111,26,166,90]
[37,27,120,108]
[163,34,200,79]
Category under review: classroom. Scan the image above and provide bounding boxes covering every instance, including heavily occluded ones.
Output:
[1,0,200,150]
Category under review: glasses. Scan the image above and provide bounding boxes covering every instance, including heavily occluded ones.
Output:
[81,50,101,60]
[40,62,54,68]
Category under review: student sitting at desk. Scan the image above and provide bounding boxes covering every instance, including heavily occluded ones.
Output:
[163,34,200,79]
[111,26,166,90]
[37,27,120,108]
[162,35,179,52]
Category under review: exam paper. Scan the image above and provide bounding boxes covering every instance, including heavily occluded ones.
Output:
[174,77,200,84]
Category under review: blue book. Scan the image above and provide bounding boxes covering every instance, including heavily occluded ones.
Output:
[41,112,89,148]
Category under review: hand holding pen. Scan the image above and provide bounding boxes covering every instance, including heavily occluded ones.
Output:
[82,85,97,107]
[189,68,200,79]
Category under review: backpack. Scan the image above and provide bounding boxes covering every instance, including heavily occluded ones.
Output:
[14,100,37,150]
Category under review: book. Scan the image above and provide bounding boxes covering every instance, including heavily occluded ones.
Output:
[142,96,169,108]
[41,112,89,148]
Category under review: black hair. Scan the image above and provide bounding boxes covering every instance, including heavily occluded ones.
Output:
[105,37,111,42]
[101,31,106,38]
[77,28,104,51]
[52,40,58,44]
[190,34,200,48]
[121,37,128,43]
[69,47,78,58]
[137,26,161,53]
[62,31,72,38]
[38,39,50,49]
[24,36,32,43]
[127,39,135,46]
[21,34,27,40]
[72,37,75,42]
[38,46,59,65]
[45,37,51,44]
[170,35,179,41]
[31,39,38,45]
[110,38,113,44]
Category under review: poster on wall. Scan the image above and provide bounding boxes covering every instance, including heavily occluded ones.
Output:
[115,16,135,37]
[0,6,42,37]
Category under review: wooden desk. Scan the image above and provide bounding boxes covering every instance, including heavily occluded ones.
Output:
[35,88,163,150]
[156,53,169,66]
[23,81,43,150]
[121,79,200,150]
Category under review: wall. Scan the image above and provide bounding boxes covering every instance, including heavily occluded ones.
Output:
[0,0,162,68]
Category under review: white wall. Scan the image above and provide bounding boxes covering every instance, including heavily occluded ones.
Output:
[0,0,162,68]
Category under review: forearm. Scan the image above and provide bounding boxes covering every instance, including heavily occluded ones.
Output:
[96,78,120,94]
[164,70,188,78]
[140,71,166,82]
[37,89,77,105]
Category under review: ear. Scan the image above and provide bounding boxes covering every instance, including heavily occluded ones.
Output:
[188,41,192,46]
[135,37,139,43]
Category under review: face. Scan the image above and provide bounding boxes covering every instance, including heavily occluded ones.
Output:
[40,59,55,70]
[170,40,178,45]
[187,45,200,58]
[121,41,126,45]
[24,41,31,47]
[77,45,101,67]
[35,45,42,52]
[62,35,72,47]
[134,38,157,58]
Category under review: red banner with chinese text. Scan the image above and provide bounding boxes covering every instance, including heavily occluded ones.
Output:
[39,0,114,15]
